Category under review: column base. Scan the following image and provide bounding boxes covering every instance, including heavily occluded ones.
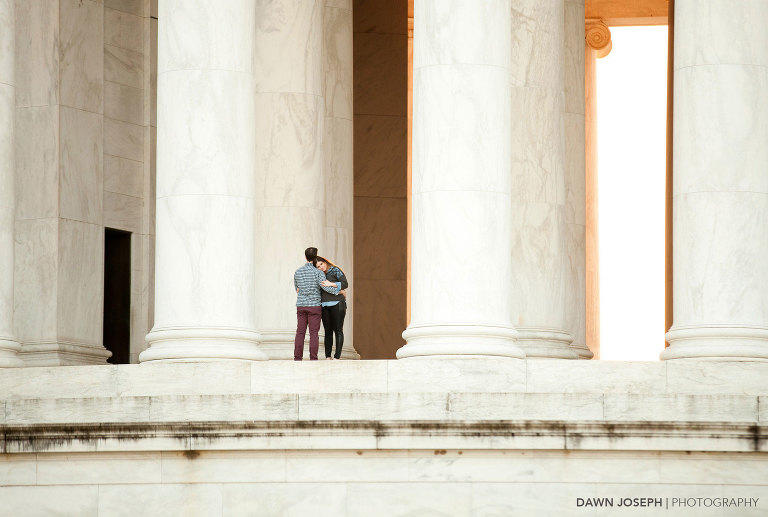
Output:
[258,329,360,360]
[140,326,268,362]
[397,324,524,359]
[516,327,579,360]
[662,324,768,361]
[569,341,595,360]
[20,340,112,366]
[0,337,24,367]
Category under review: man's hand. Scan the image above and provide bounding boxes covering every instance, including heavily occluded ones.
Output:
[320,280,336,287]
[340,289,347,298]
[296,288,299,293]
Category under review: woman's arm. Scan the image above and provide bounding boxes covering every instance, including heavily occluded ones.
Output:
[316,269,340,295]
[333,267,349,290]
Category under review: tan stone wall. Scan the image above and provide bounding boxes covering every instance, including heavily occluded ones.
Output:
[352,0,408,359]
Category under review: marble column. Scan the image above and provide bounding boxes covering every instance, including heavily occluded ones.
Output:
[322,0,357,358]
[252,0,326,359]
[509,0,576,359]
[141,0,266,362]
[0,0,22,367]
[563,0,591,359]
[398,0,523,359]
[663,0,768,361]
[585,44,600,359]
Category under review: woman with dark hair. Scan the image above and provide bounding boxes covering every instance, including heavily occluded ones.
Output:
[315,256,348,359]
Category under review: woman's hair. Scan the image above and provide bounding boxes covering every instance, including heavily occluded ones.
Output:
[316,256,342,273]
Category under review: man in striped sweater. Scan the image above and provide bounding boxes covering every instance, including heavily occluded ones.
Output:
[293,247,341,360]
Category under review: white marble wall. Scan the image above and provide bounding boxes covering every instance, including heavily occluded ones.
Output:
[400,0,523,358]
[141,0,266,361]
[322,0,356,358]
[0,0,22,367]
[13,0,111,366]
[509,0,577,359]
[563,0,590,359]
[664,0,768,360]
[1,449,767,517]
[10,0,156,365]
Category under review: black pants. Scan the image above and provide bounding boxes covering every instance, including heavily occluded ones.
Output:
[322,301,346,359]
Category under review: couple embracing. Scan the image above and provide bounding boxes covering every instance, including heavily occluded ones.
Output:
[293,247,348,361]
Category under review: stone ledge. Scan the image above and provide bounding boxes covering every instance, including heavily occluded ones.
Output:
[2,392,762,427]
[3,420,766,454]
[1,359,767,400]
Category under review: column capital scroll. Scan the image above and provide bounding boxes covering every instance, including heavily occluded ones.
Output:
[586,18,612,58]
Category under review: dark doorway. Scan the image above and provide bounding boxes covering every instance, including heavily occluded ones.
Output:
[104,228,131,364]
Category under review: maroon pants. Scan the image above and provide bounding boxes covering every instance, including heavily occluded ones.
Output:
[294,306,322,360]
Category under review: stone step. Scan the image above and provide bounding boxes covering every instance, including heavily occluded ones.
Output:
[1,359,767,401]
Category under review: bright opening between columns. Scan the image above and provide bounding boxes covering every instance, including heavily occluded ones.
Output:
[597,26,668,361]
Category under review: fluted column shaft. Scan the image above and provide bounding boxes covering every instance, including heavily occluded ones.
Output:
[564,0,591,359]
[663,0,768,360]
[509,0,576,359]
[141,0,266,362]
[321,1,357,357]
[398,0,523,359]
[252,0,328,359]
[0,0,22,367]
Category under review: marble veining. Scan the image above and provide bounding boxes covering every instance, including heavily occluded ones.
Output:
[563,0,585,116]
[254,92,324,209]
[254,0,323,95]
[675,0,768,69]
[56,220,104,346]
[14,107,59,221]
[253,205,324,332]
[154,196,258,329]
[103,191,142,234]
[0,0,20,366]
[416,0,511,69]
[104,154,143,198]
[13,219,59,343]
[104,116,144,162]
[672,192,768,324]
[674,66,768,195]
[105,7,145,54]
[506,0,573,357]
[59,0,104,114]
[59,107,103,225]
[157,71,254,197]
[667,0,768,359]
[413,65,511,195]
[104,44,143,89]
[104,81,143,126]
[13,0,58,109]
[402,0,522,357]
[322,5,353,120]
[323,118,353,229]
[145,0,264,361]
[509,0,564,89]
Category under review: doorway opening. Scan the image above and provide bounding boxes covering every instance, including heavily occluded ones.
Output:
[104,228,131,364]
